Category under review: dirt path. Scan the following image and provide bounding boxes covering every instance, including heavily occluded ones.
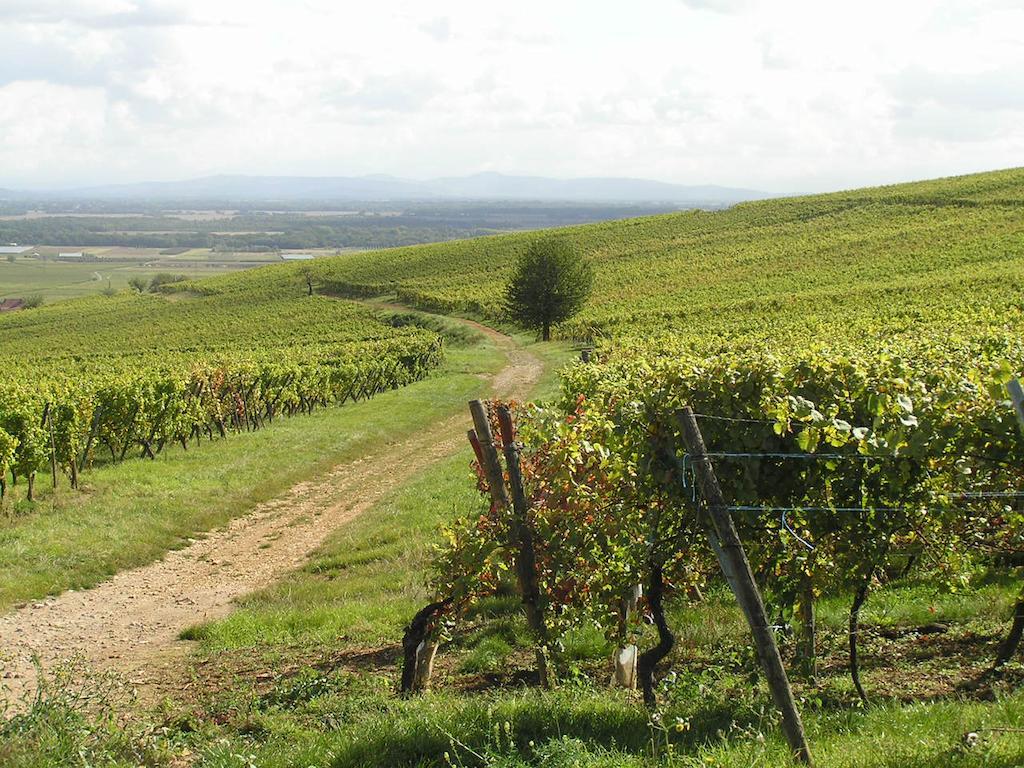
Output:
[0,319,541,711]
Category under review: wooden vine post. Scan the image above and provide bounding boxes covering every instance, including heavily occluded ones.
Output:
[994,378,1024,670]
[796,576,817,682]
[488,401,553,688]
[468,400,510,509]
[43,402,58,489]
[678,406,813,766]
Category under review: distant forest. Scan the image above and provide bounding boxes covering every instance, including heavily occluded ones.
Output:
[0,201,688,250]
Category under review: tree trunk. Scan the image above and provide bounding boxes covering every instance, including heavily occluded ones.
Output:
[994,585,1024,670]
[542,321,551,342]
[413,640,439,691]
[849,574,872,706]
[119,405,140,461]
[637,563,675,708]
[27,472,35,502]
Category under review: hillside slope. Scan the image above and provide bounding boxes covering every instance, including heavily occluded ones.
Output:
[5,167,1021,355]
[163,167,1024,347]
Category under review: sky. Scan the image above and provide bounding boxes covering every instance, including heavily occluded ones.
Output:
[0,0,1022,193]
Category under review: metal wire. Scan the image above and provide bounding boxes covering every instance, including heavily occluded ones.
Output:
[953,491,1024,499]
[691,412,779,425]
[727,505,913,514]
[678,409,1022,553]
[702,451,887,461]
[781,509,815,551]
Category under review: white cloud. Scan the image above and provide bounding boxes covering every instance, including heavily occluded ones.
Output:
[418,16,452,43]
[0,0,1021,191]
[676,0,750,13]
[0,0,202,28]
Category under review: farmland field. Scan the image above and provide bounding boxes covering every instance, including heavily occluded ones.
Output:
[2,168,1024,768]
[0,246,344,304]
[0,257,242,302]
[0,200,688,306]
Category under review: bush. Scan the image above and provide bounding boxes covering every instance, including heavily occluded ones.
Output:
[148,273,189,292]
[127,276,148,294]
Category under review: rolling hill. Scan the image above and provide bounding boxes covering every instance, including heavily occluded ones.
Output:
[166,166,1024,348]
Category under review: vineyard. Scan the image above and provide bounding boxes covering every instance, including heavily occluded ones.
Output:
[3,168,1024,767]
[0,288,443,501]
[164,167,1024,349]
[404,332,1024,753]
[380,169,1024,763]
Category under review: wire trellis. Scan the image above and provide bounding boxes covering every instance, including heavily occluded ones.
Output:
[674,417,1022,554]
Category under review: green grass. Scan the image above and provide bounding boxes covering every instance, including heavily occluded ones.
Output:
[181,446,487,649]
[6,664,1023,768]
[0,337,507,610]
[816,576,1021,630]
[183,686,1024,768]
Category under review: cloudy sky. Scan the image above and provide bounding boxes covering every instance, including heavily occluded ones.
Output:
[1,0,1022,192]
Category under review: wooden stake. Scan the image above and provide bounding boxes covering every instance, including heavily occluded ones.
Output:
[43,403,58,489]
[796,575,817,682]
[678,406,813,765]
[613,583,642,689]
[468,400,509,509]
[495,403,552,688]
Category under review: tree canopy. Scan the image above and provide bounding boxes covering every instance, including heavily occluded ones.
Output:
[503,239,593,341]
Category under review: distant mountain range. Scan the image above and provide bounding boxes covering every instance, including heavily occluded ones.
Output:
[4,173,775,205]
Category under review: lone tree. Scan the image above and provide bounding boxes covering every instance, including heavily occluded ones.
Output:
[504,239,593,341]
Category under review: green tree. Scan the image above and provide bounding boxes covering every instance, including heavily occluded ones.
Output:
[128,276,148,293]
[503,239,593,341]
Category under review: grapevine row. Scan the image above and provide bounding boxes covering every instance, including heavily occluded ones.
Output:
[0,334,443,501]
[410,331,1024,711]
